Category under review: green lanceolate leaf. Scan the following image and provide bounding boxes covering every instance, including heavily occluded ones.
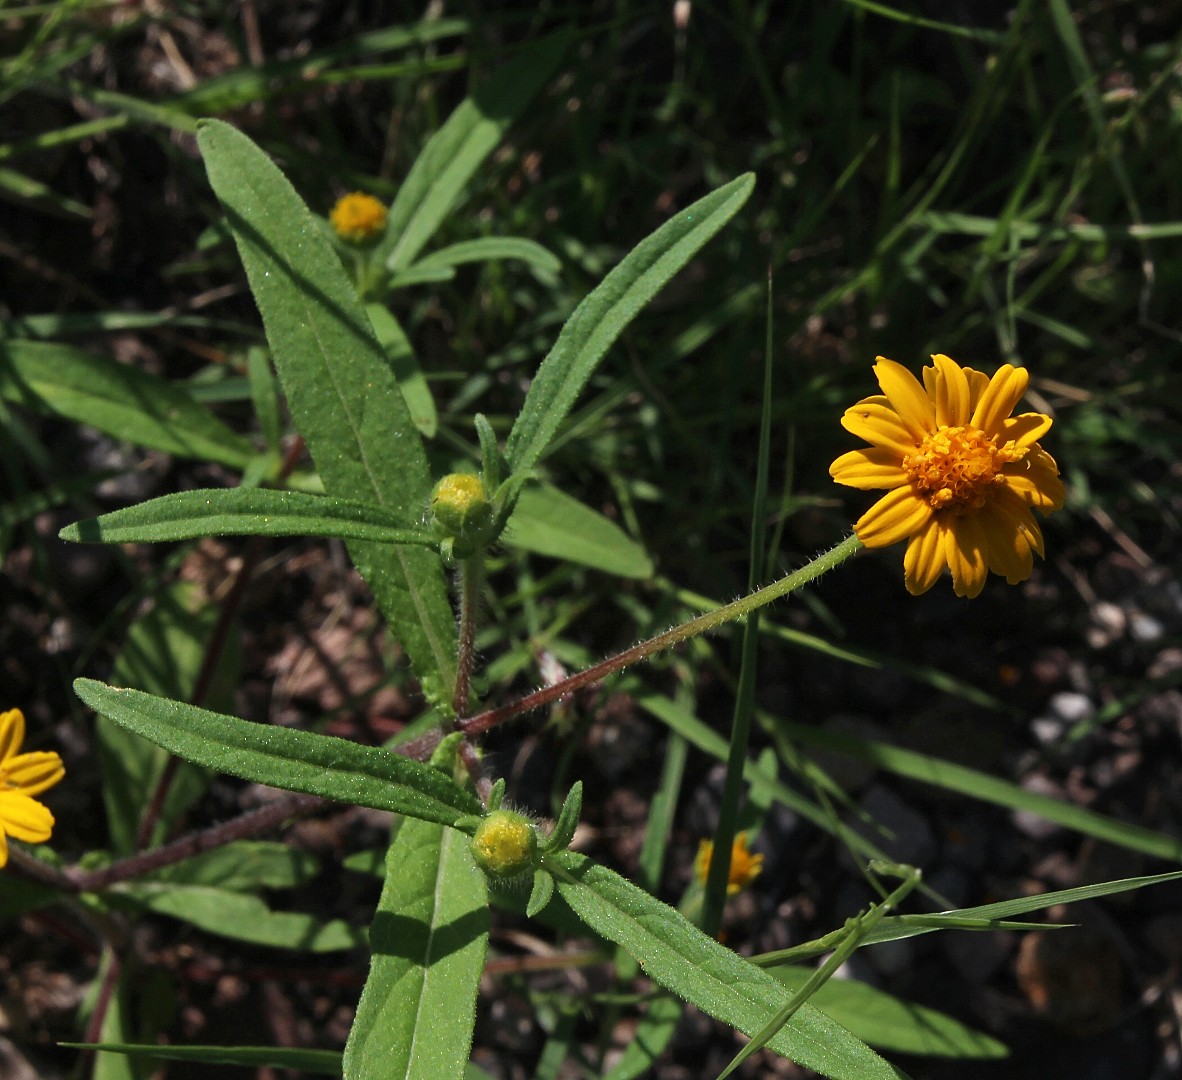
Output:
[543,781,583,854]
[110,883,364,952]
[344,818,489,1080]
[138,840,318,891]
[503,173,755,475]
[526,870,555,917]
[379,32,573,274]
[365,304,437,438]
[62,488,438,548]
[196,118,456,708]
[503,485,653,578]
[75,680,482,827]
[0,339,254,469]
[402,237,561,278]
[549,851,900,1080]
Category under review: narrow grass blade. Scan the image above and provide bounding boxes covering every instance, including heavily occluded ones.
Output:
[756,869,1182,960]
[62,489,438,548]
[344,819,488,1079]
[504,173,755,475]
[0,165,90,217]
[701,273,775,936]
[75,680,482,827]
[380,32,573,274]
[62,1044,341,1075]
[634,690,895,868]
[197,119,457,706]
[781,718,1182,861]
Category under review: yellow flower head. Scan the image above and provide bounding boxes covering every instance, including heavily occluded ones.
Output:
[0,708,65,868]
[471,809,539,879]
[329,192,387,244]
[694,831,764,895]
[830,355,1065,598]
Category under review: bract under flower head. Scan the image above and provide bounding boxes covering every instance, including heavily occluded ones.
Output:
[329,192,387,244]
[0,708,65,868]
[830,354,1065,598]
[694,831,764,895]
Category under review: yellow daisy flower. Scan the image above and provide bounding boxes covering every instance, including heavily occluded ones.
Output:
[830,354,1065,598]
[329,192,387,244]
[695,831,764,895]
[0,708,65,868]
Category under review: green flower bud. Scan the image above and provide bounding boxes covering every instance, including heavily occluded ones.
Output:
[430,473,495,558]
[471,809,539,880]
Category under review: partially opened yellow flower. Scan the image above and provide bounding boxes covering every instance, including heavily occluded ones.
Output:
[329,192,387,244]
[0,708,65,868]
[695,831,764,895]
[830,354,1064,598]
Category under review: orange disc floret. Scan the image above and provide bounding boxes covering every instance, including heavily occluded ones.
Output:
[329,192,387,244]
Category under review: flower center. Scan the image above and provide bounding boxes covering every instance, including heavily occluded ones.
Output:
[904,424,1026,512]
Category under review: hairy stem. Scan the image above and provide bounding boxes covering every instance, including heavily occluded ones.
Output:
[452,556,483,719]
[460,535,862,736]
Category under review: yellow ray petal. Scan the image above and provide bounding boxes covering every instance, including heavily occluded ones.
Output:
[978,502,1035,584]
[0,792,54,843]
[5,751,65,797]
[963,367,990,411]
[840,400,916,457]
[992,488,1046,556]
[0,709,25,764]
[971,364,1029,436]
[1003,468,1065,512]
[873,357,935,440]
[829,447,909,490]
[854,486,933,548]
[999,412,1053,448]
[944,513,989,598]
[931,354,970,428]
[903,518,946,595]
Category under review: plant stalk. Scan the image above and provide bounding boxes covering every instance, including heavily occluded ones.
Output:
[460,534,863,736]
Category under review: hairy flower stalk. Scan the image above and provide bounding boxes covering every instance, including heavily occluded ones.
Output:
[830,354,1064,597]
[459,535,862,736]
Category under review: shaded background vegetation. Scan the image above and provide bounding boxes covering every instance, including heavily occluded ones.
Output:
[3,1,1182,1077]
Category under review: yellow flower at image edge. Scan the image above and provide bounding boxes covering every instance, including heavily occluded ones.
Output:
[830,355,1065,599]
[695,832,764,895]
[0,708,65,867]
[329,192,387,244]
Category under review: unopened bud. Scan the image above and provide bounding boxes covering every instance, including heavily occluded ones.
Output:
[471,809,539,879]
